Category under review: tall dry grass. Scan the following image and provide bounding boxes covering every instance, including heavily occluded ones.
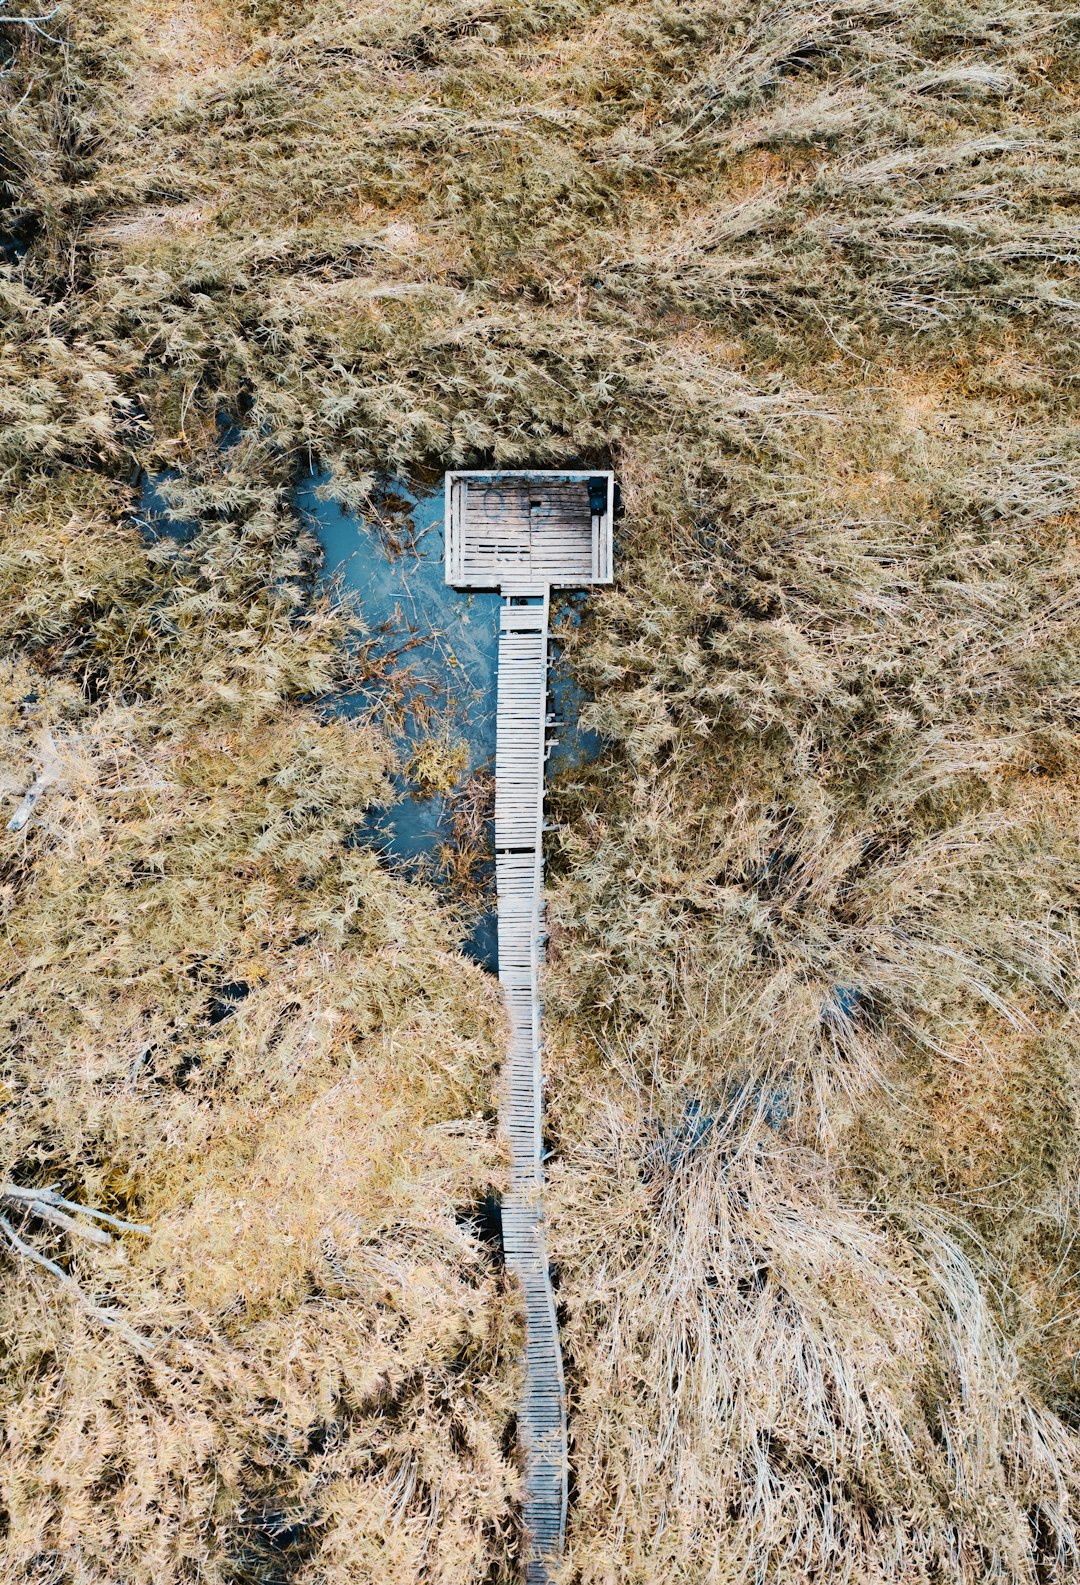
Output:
[1,0,1078,1577]
[0,657,521,1581]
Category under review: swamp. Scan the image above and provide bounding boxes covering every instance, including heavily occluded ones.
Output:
[1,0,1079,1580]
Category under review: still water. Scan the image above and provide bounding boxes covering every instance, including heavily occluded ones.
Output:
[298,471,502,967]
[136,462,599,972]
[297,471,601,974]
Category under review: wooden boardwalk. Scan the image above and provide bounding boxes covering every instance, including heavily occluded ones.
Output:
[495,593,566,1581]
[445,471,614,1582]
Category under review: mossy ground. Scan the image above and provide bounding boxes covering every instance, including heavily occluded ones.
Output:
[1,0,1078,1579]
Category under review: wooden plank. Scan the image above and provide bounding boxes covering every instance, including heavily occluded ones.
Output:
[442,471,623,1576]
[489,581,566,1576]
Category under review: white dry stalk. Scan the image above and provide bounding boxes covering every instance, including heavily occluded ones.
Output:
[0,1182,151,1240]
[0,1183,153,1355]
[6,727,61,832]
[0,0,63,57]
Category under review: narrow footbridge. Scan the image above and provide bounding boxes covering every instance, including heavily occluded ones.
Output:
[445,470,614,1582]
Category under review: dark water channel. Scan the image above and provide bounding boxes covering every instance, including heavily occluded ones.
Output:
[135,469,199,541]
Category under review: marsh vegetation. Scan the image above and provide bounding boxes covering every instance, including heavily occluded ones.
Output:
[1,0,1078,1579]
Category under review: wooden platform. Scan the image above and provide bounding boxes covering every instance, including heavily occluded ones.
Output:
[445,470,614,591]
[445,470,614,1583]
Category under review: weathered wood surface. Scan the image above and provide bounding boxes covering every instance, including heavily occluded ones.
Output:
[495,592,568,1582]
[445,468,614,1580]
[446,471,614,589]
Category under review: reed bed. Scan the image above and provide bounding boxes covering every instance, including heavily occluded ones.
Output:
[1,0,1078,1577]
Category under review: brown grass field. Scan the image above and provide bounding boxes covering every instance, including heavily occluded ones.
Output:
[1,0,1079,1578]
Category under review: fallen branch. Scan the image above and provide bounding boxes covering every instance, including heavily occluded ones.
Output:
[0,0,63,47]
[0,1184,154,1356]
[0,1182,151,1239]
[5,729,62,833]
[6,771,52,832]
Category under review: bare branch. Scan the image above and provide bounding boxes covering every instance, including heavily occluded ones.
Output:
[6,773,51,832]
[0,1183,151,1238]
[0,1212,154,1357]
[0,1186,153,1356]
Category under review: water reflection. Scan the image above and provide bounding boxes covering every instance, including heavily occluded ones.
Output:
[133,459,600,969]
[548,596,604,772]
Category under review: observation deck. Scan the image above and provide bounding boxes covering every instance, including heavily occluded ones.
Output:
[444,469,614,1581]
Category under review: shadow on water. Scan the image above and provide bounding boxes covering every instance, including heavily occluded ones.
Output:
[296,470,602,974]
[549,596,604,773]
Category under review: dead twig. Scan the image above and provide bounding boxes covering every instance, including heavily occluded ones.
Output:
[0,1186,153,1356]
